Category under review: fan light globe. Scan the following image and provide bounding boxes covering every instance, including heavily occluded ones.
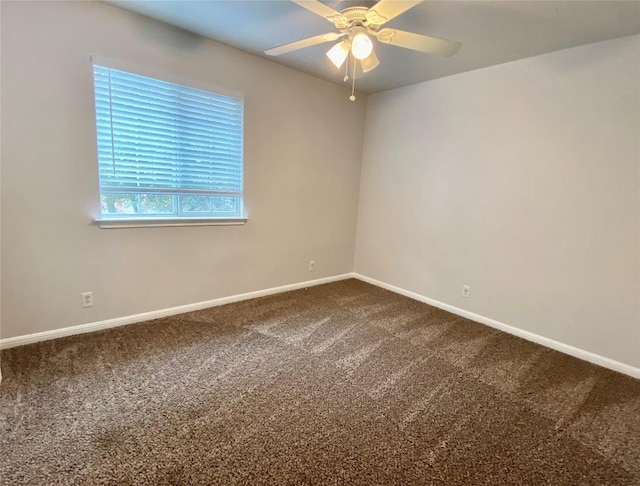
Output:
[351,33,373,60]
[326,40,350,68]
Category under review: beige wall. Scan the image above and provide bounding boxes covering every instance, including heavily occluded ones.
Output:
[355,35,640,368]
[0,1,366,339]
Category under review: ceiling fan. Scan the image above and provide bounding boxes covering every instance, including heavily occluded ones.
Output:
[265,0,462,100]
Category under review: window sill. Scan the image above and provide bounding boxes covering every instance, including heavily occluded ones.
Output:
[94,217,248,229]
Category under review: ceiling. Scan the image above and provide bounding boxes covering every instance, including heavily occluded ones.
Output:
[107,1,640,94]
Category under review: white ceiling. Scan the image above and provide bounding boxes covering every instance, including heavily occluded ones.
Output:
[107,1,640,94]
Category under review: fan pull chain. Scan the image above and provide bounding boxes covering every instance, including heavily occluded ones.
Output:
[350,56,357,101]
[344,52,350,82]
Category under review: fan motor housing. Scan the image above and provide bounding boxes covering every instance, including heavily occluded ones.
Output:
[339,6,368,22]
[337,6,382,32]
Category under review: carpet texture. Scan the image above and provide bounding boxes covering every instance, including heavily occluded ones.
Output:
[1,279,639,485]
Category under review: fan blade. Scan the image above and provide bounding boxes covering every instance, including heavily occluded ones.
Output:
[265,32,342,56]
[375,28,461,56]
[366,0,422,26]
[360,51,380,73]
[291,0,348,29]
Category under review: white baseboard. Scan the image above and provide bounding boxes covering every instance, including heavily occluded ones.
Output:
[0,273,356,350]
[3,271,638,380]
[354,273,640,380]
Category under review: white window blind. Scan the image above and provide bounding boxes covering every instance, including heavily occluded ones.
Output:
[93,64,244,219]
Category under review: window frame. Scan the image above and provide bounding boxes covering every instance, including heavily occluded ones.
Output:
[90,55,247,228]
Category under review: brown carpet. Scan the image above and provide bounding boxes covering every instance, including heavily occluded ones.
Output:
[1,279,639,485]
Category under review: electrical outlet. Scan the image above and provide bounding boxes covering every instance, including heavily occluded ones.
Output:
[81,292,93,308]
[309,260,315,271]
[462,285,471,298]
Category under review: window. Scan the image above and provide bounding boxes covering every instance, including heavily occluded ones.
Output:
[92,64,244,224]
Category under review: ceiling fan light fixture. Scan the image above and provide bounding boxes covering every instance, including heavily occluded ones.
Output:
[360,51,380,73]
[265,0,462,101]
[326,40,350,68]
[351,32,373,60]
